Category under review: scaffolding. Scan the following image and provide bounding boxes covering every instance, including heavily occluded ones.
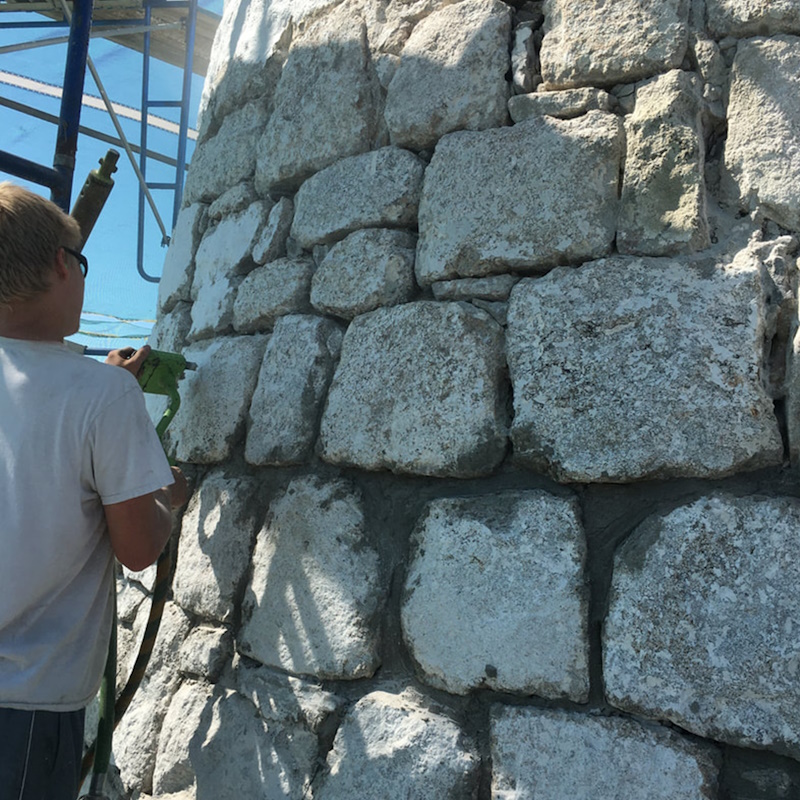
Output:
[0,0,218,273]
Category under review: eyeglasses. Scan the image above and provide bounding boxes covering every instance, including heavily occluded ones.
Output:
[62,246,88,278]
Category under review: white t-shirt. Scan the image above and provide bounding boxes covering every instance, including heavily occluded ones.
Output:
[0,337,174,711]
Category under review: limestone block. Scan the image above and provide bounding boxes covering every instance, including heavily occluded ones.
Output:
[618,70,709,256]
[319,301,508,477]
[166,335,268,463]
[148,301,192,353]
[239,475,384,679]
[402,492,589,700]
[415,112,623,286]
[246,315,343,465]
[539,0,689,89]
[506,251,783,482]
[158,203,207,314]
[508,88,614,122]
[707,0,800,37]
[604,494,800,759]
[172,471,262,622]
[232,257,314,334]
[206,181,259,222]
[178,625,233,681]
[253,197,294,265]
[114,604,192,793]
[188,201,271,340]
[431,274,518,302]
[255,13,382,193]
[310,228,417,319]
[182,102,269,205]
[290,146,426,249]
[154,681,318,799]
[491,707,721,800]
[384,0,511,150]
[724,36,800,231]
[314,689,479,800]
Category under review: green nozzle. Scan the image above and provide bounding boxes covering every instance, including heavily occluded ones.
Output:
[137,349,195,441]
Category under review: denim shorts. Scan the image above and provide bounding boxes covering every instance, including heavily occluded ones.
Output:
[0,707,85,800]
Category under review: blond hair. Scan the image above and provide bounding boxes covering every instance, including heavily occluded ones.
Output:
[0,182,81,304]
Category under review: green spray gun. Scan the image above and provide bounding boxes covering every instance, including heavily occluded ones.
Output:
[79,349,194,798]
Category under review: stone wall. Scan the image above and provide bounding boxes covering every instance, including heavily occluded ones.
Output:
[108,0,800,797]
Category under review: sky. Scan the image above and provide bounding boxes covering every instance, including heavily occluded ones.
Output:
[0,2,221,350]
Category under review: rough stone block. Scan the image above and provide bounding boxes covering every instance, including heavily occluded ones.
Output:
[402,492,589,700]
[154,681,318,800]
[310,228,417,319]
[539,0,689,89]
[507,250,783,482]
[508,88,614,122]
[158,203,207,314]
[415,112,623,286]
[253,197,294,265]
[206,181,259,222]
[172,471,262,622]
[232,257,314,334]
[290,146,426,249]
[491,707,721,799]
[239,475,384,679]
[245,314,343,465]
[618,70,709,256]
[165,335,268,463]
[724,36,800,231]
[431,274,519,302]
[182,102,269,205]
[319,301,508,477]
[605,494,800,759]
[255,13,382,193]
[384,0,511,150]
[148,301,192,353]
[178,624,233,681]
[314,689,479,800]
[707,0,800,37]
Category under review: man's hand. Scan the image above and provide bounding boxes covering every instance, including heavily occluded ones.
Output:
[106,345,150,379]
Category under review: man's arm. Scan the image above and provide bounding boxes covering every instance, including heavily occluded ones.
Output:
[103,466,188,572]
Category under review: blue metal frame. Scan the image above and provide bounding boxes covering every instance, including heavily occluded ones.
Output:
[0,0,94,210]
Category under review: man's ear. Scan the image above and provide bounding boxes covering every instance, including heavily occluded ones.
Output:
[53,247,69,280]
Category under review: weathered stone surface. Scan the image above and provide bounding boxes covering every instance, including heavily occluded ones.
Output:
[239,475,384,679]
[114,604,192,793]
[314,689,479,800]
[539,0,690,89]
[618,70,709,256]
[183,102,269,205]
[178,624,233,681]
[148,301,192,353]
[707,0,800,38]
[206,181,259,222]
[491,707,721,799]
[431,274,519,302]
[402,492,589,699]
[511,21,540,94]
[290,146,426,249]
[310,228,417,319]
[319,301,507,477]
[724,36,800,231]
[506,250,783,482]
[415,112,623,285]
[384,0,510,150]
[154,681,318,799]
[253,197,294,265]
[508,88,614,121]
[246,314,343,465]
[172,471,262,622]
[605,494,800,759]
[188,201,270,340]
[158,203,207,314]
[232,257,314,333]
[166,335,268,463]
[255,13,383,193]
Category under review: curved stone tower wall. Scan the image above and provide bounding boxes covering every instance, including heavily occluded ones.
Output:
[112,1,800,797]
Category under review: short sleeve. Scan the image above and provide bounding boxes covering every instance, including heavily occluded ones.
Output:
[89,386,174,505]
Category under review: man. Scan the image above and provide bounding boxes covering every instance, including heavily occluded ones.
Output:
[0,181,187,799]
